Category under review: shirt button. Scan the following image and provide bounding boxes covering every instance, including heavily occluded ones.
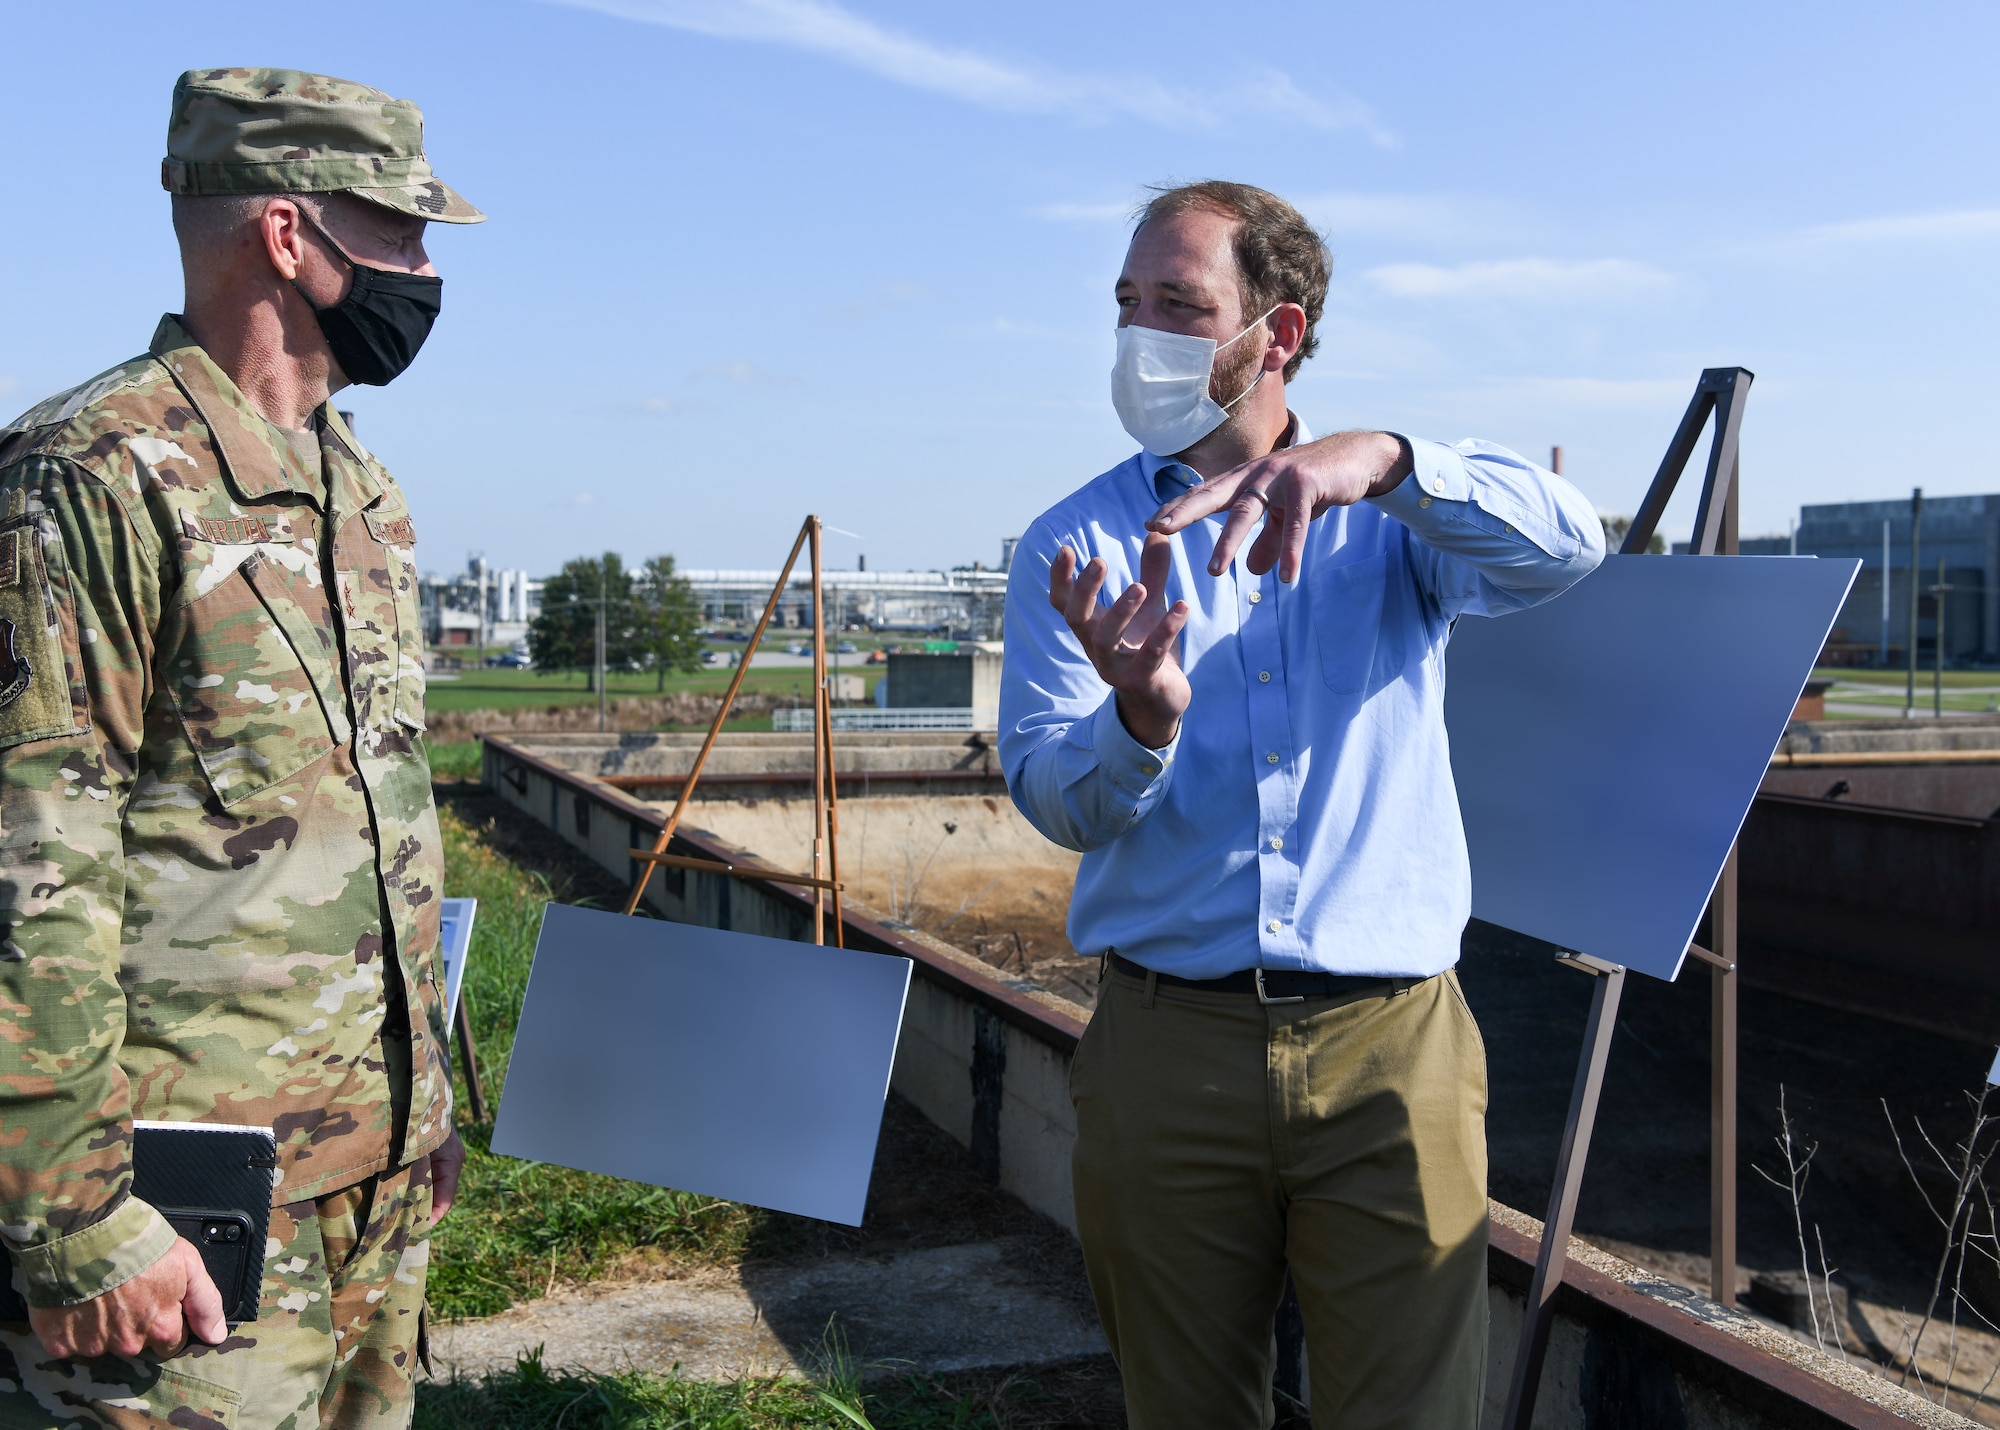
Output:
[1419,496,1432,508]
[1266,751,1280,765]
[1269,836,1284,850]
[1431,476,1446,493]
[1259,670,1272,683]
[1267,919,1282,934]
[1142,763,1158,776]
[1248,590,1263,605]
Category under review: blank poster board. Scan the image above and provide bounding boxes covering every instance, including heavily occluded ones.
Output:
[438,897,476,1024]
[491,904,913,1226]
[1444,555,1858,982]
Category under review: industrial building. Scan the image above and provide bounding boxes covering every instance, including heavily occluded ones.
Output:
[681,541,1015,640]
[1681,493,1999,666]
[420,557,543,650]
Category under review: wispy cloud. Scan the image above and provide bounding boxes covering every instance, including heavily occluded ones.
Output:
[822,280,934,323]
[1794,208,2000,246]
[548,0,1392,140]
[1455,376,1694,410]
[1365,258,1675,305]
[630,396,707,416]
[687,360,800,387]
[1028,200,1134,226]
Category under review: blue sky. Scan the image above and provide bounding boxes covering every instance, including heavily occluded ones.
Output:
[3,1,1995,577]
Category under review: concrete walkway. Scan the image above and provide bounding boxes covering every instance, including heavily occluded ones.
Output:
[428,1239,1108,1382]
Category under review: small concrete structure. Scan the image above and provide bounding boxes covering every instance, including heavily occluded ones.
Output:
[884,650,1003,710]
[480,732,1973,1428]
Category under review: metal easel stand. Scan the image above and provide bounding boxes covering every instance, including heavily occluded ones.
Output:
[454,996,488,1123]
[1500,366,1751,1430]
[621,515,845,946]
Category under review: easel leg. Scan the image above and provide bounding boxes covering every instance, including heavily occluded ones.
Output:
[454,996,488,1124]
[1501,957,1626,1430]
[1710,849,1739,1305]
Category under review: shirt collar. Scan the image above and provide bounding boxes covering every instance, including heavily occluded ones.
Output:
[1137,411,1309,504]
[149,313,363,506]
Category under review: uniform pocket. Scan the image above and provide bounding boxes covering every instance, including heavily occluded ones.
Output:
[360,505,425,733]
[140,1363,242,1429]
[1308,552,1389,694]
[164,552,339,807]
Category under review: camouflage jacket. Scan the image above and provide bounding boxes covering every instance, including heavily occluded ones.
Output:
[0,317,450,1308]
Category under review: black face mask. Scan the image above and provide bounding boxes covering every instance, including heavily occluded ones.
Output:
[291,209,442,387]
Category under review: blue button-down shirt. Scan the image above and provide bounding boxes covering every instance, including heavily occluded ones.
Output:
[998,419,1605,979]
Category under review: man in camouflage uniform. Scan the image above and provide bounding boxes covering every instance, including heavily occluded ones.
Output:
[0,69,484,1428]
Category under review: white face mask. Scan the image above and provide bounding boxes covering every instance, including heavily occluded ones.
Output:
[1110,307,1277,457]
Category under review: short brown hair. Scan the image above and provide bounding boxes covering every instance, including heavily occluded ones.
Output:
[1136,181,1330,382]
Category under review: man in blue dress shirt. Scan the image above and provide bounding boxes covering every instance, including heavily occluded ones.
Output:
[999,182,1604,1429]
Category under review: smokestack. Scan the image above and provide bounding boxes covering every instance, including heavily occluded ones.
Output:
[1550,445,1563,475]
[338,410,357,436]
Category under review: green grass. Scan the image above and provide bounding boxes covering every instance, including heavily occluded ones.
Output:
[426,740,483,782]
[422,664,881,714]
[430,796,758,1320]
[416,1347,1087,1430]
[1812,666,2000,688]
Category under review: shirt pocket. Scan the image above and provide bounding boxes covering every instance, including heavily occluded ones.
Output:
[1308,551,1391,695]
[360,505,425,733]
[164,551,344,808]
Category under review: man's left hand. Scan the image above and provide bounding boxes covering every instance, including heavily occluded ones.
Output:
[1147,430,1414,583]
[429,1130,466,1225]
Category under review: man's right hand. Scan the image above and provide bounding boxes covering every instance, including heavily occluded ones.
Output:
[1049,531,1191,750]
[28,1237,226,1360]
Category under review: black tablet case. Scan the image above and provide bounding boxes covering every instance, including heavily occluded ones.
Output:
[0,1122,276,1325]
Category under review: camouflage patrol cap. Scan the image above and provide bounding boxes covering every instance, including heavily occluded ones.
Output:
[161,68,485,224]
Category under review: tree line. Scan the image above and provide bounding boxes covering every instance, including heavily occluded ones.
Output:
[527,553,704,691]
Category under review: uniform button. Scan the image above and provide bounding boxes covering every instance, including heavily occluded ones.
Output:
[1505,523,1515,534]
[1266,751,1280,765]
[1269,836,1284,850]
[1267,919,1282,933]
[1419,496,1432,508]
[1259,670,1272,683]
[1142,763,1158,776]
[1248,590,1263,605]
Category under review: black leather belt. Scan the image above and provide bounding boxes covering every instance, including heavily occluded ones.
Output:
[1109,952,1415,1005]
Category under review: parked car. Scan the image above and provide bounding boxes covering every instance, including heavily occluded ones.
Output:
[488,651,532,668]
[836,641,858,655]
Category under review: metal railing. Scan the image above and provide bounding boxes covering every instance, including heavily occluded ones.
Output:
[771,707,999,732]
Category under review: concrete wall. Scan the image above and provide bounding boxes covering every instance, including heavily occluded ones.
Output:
[478,733,1970,1430]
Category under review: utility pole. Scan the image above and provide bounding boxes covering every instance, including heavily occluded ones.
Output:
[1880,519,1891,668]
[597,563,608,734]
[1906,489,1923,717]
[1550,445,1563,476]
[1933,557,1951,719]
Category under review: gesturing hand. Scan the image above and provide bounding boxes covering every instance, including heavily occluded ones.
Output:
[1049,532,1190,750]
[30,1235,226,1361]
[1146,430,1414,583]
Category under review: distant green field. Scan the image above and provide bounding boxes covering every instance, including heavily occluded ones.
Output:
[422,662,880,714]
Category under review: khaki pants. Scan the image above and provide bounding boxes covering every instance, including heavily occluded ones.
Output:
[0,1159,431,1430]
[1071,963,1489,1430]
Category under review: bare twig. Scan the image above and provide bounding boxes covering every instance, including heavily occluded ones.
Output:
[1752,1086,1827,1350]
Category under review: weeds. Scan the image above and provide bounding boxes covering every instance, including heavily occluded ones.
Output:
[1752,1086,1846,1357]
[1884,1085,2000,1409]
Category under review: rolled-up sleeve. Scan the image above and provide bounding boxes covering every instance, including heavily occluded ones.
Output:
[998,522,1179,854]
[1370,437,1605,618]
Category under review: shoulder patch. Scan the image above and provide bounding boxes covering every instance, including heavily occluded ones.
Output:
[0,517,87,746]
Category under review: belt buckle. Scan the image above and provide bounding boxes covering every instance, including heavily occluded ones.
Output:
[1255,968,1305,1005]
